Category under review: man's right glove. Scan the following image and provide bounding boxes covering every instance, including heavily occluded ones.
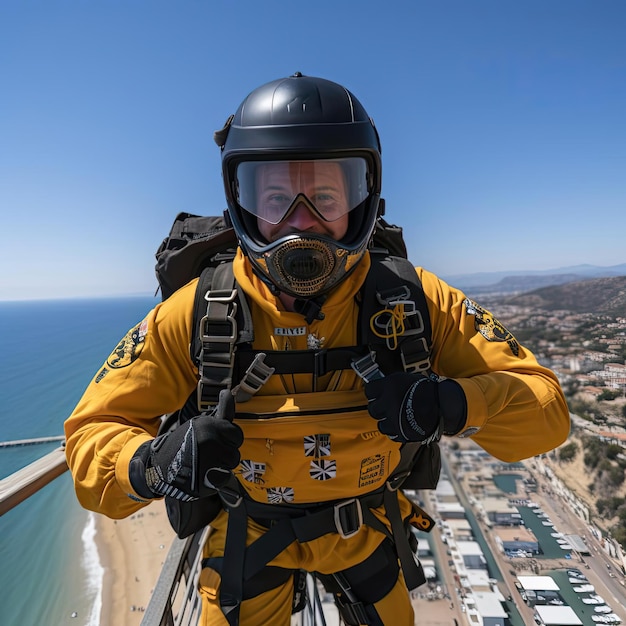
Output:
[365,372,467,444]
[129,389,244,502]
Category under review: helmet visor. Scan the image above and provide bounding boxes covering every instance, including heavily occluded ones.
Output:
[235,158,370,225]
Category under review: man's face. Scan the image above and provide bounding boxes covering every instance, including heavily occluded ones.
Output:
[254,161,350,242]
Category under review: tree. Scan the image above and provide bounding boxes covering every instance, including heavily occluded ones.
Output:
[558,442,578,463]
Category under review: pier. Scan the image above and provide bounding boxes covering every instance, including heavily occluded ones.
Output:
[0,436,65,448]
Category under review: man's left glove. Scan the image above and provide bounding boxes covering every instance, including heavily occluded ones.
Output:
[365,372,467,443]
[129,389,244,502]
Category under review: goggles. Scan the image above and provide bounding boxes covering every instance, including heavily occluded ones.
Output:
[235,157,371,225]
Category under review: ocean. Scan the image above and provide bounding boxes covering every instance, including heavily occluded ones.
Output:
[0,296,159,626]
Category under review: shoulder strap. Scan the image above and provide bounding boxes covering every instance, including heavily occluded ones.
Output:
[359,254,432,375]
[357,254,443,492]
[191,261,257,411]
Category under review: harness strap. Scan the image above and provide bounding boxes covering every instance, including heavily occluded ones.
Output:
[360,254,432,374]
[383,486,426,590]
[201,559,295,601]
[234,346,367,378]
[219,497,248,626]
[209,484,426,621]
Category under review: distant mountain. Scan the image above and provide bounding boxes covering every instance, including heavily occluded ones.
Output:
[443,263,626,295]
[505,275,626,316]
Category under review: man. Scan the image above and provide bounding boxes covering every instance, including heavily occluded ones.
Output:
[65,73,570,625]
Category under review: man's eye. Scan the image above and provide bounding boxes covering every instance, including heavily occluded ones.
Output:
[267,194,290,204]
[312,193,336,205]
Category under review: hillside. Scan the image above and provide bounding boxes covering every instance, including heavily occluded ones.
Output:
[546,429,626,543]
[505,275,626,316]
[445,263,626,292]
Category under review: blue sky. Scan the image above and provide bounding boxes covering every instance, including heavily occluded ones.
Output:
[1,1,625,300]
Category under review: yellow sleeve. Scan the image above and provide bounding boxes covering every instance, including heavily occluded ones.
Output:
[64,280,199,518]
[417,268,570,462]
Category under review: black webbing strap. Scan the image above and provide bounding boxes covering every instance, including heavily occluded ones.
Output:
[210,485,424,621]
[218,498,248,625]
[382,486,426,590]
[234,345,367,378]
[202,558,294,601]
[195,263,257,411]
[360,255,432,374]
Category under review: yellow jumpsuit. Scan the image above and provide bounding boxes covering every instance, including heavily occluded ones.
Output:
[64,250,570,625]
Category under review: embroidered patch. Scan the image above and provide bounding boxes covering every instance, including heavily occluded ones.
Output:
[304,434,331,457]
[106,319,148,369]
[463,299,519,357]
[267,487,295,504]
[358,454,389,488]
[307,333,325,350]
[240,460,266,484]
[310,459,336,481]
[94,367,109,383]
[274,326,307,336]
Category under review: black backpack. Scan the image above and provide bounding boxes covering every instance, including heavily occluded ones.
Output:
[154,211,441,538]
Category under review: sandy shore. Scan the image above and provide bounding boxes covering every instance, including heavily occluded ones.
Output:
[96,500,176,626]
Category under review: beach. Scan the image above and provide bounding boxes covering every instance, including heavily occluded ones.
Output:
[96,500,176,626]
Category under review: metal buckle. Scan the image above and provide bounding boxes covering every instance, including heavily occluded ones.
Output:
[197,378,232,413]
[334,499,363,539]
[401,337,431,373]
[204,288,238,304]
[199,309,238,345]
[197,292,239,411]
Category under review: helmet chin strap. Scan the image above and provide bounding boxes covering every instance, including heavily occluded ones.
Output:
[245,257,328,323]
[293,295,327,324]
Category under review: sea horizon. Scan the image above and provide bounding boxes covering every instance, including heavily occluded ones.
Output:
[0,296,159,626]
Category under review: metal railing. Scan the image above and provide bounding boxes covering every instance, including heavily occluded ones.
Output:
[141,528,208,626]
[0,443,203,626]
[0,444,68,515]
[1,443,334,626]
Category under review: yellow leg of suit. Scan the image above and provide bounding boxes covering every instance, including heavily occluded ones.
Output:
[197,510,415,626]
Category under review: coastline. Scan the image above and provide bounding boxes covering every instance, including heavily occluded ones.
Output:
[95,500,176,626]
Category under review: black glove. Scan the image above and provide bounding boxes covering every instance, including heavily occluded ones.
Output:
[365,372,467,443]
[130,389,244,501]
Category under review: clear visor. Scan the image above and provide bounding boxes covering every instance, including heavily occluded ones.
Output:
[235,158,370,225]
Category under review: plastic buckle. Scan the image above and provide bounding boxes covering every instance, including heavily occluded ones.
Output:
[334,499,363,539]
[218,485,243,509]
[233,353,275,402]
[351,352,384,383]
[376,285,411,307]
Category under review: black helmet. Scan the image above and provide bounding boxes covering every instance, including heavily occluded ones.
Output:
[214,72,383,299]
